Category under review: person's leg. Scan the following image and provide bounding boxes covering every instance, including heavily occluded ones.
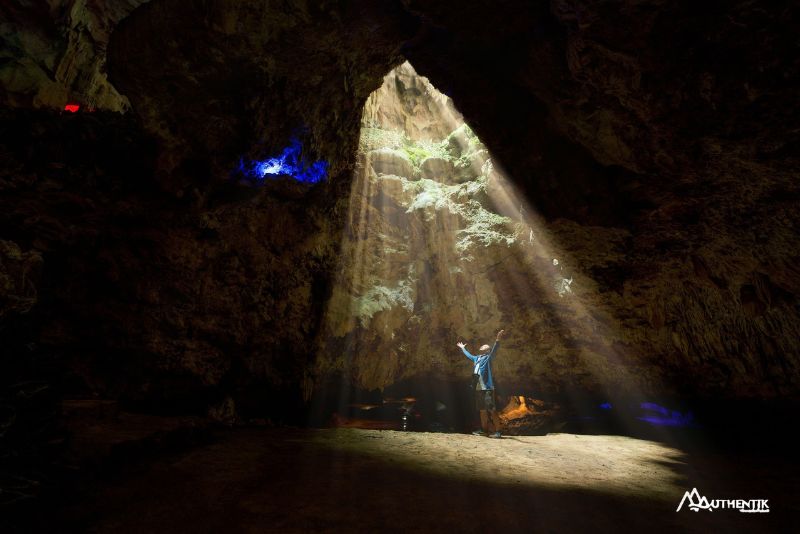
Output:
[472,390,485,434]
[486,391,501,437]
[486,410,499,433]
[479,410,489,433]
[482,391,492,433]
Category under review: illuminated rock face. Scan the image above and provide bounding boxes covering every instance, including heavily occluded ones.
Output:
[1,1,799,421]
[0,0,151,110]
[318,64,514,391]
[315,61,800,402]
[318,64,650,398]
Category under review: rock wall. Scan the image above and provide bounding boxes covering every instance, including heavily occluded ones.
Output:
[0,109,346,419]
[106,0,417,185]
[0,0,150,110]
[0,0,798,424]
[398,1,800,400]
[316,62,800,400]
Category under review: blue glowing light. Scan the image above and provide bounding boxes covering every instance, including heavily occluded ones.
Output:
[638,402,695,427]
[599,402,613,410]
[239,137,328,184]
[640,402,669,416]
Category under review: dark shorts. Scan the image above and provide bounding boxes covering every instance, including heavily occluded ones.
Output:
[475,389,496,411]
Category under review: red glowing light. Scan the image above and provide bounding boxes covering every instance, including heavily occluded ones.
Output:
[64,104,80,113]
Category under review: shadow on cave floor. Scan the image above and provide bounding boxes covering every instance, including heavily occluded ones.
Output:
[24,425,799,533]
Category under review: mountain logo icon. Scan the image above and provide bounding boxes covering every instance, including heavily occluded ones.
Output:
[676,488,712,512]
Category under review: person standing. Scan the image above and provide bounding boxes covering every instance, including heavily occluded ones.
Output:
[457,329,505,438]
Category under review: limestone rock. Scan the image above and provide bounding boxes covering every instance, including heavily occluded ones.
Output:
[374,175,416,207]
[0,240,42,319]
[499,396,562,436]
[107,0,417,183]
[419,156,455,183]
[369,148,415,179]
[362,61,455,142]
[446,127,471,158]
[208,397,237,425]
[0,0,151,111]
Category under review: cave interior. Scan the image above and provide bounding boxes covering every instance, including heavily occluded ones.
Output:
[1,0,799,531]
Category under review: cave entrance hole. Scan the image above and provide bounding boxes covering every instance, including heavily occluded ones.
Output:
[310,61,651,437]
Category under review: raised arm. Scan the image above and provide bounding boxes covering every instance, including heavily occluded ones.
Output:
[457,341,475,362]
[489,329,505,359]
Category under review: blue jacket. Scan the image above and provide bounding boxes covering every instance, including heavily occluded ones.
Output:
[461,341,499,390]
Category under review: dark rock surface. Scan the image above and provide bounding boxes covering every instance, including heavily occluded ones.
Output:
[499,395,562,436]
[0,109,346,415]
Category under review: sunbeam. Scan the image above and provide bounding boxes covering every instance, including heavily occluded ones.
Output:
[312,61,698,443]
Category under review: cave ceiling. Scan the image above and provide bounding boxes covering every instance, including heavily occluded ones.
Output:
[1,0,798,403]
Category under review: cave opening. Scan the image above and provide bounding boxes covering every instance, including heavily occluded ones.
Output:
[308,61,687,440]
[3,2,799,530]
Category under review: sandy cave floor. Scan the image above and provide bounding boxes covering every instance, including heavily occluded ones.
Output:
[58,427,798,533]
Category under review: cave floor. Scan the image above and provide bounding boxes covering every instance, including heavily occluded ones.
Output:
[60,427,797,533]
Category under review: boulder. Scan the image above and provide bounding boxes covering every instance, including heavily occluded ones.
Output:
[420,156,455,183]
[375,175,415,207]
[446,127,471,158]
[499,396,562,435]
[369,148,414,179]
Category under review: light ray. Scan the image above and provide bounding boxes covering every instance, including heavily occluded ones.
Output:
[313,61,693,447]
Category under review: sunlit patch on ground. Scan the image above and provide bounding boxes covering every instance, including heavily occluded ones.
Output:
[313,429,687,500]
[62,426,798,532]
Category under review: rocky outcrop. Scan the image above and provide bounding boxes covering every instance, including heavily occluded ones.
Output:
[499,396,562,435]
[361,60,455,142]
[0,109,345,417]
[420,157,454,183]
[369,148,415,179]
[0,240,42,320]
[0,0,150,110]
[106,0,418,186]
[318,64,576,393]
